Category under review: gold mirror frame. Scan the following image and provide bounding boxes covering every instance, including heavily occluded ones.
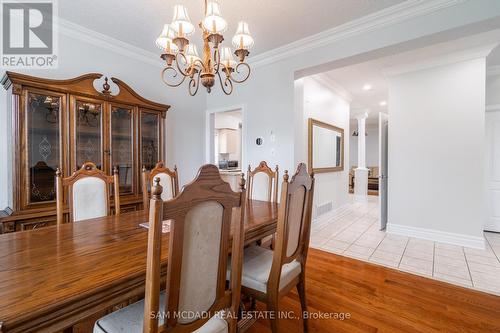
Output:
[308,118,344,173]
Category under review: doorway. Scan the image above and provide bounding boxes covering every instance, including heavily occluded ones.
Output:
[485,108,500,232]
[206,107,245,190]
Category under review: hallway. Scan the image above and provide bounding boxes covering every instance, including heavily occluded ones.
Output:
[310,196,500,295]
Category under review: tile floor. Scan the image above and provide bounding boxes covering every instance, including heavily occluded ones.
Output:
[310,195,500,296]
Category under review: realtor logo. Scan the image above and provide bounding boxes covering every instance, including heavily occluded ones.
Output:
[1,0,58,68]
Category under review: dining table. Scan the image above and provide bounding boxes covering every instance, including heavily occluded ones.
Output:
[0,199,278,333]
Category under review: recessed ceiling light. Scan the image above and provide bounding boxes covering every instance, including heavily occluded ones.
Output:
[363,84,372,91]
[379,100,387,106]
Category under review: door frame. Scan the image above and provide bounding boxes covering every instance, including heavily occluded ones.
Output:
[485,104,500,232]
[379,112,389,230]
[205,105,247,168]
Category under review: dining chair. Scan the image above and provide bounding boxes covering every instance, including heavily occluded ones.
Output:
[247,161,279,248]
[247,161,279,203]
[142,161,179,210]
[93,164,247,333]
[55,162,120,224]
[236,163,314,333]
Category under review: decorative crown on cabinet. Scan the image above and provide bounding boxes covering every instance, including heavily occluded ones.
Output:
[0,71,170,233]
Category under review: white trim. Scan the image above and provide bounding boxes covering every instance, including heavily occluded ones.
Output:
[57,18,163,67]
[249,0,466,68]
[386,223,485,249]
[383,43,498,77]
[54,0,466,71]
[205,105,247,168]
[311,75,353,102]
[486,104,500,112]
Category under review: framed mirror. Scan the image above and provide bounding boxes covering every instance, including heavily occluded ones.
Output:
[308,118,344,173]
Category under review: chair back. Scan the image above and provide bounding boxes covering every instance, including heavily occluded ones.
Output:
[268,163,314,292]
[55,162,120,224]
[142,162,179,209]
[247,161,279,202]
[143,164,246,333]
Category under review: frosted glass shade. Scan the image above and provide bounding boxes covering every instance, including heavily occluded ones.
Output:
[219,47,236,68]
[232,21,254,49]
[172,4,195,36]
[202,0,228,34]
[184,44,200,64]
[155,24,179,53]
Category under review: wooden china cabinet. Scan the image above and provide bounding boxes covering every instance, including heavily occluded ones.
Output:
[0,72,169,233]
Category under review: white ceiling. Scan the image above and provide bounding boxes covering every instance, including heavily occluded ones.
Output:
[59,0,404,56]
[319,29,500,125]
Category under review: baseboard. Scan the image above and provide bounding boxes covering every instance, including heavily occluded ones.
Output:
[386,223,485,249]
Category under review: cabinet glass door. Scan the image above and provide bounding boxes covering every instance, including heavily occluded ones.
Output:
[75,100,103,169]
[27,92,61,204]
[140,112,161,170]
[111,106,134,194]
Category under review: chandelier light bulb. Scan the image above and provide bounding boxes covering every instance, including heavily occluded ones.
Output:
[172,4,195,36]
[155,24,179,53]
[232,21,254,50]
[184,44,200,64]
[220,47,236,68]
[202,0,228,34]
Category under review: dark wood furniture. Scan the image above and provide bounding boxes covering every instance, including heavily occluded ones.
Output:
[0,199,277,333]
[240,163,315,333]
[0,72,169,232]
[247,161,279,203]
[141,164,245,333]
[56,162,121,224]
[141,161,179,210]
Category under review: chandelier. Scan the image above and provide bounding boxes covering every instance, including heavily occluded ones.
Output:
[156,0,254,96]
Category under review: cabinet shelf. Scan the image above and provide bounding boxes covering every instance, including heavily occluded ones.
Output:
[1,71,169,234]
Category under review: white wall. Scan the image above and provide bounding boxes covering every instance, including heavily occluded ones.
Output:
[349,124,379,169]
[387,57,486,247]
[486,73,500,105]
[205,0,500,207]
[296,77,350,214]
[0,32,206,209]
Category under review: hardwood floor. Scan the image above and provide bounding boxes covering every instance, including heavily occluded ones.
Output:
[246,249,500,333]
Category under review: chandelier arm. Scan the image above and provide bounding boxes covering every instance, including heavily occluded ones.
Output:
[161,66,187,87]
[192,58,206,72]
[175,52,193,77]
[213,47,222,75]
[217,70,233,95]
[189,70,201,96]
[230,62,251,84]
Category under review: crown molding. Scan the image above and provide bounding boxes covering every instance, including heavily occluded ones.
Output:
[55,0,466,71]
[249,0,467,68]
[58,18,163,68]
[311,75,353,103]
[383,43,497,76]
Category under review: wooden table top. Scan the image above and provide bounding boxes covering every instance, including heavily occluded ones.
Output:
[0,200,277,333]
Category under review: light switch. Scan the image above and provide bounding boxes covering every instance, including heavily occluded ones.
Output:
[270,131,276,143]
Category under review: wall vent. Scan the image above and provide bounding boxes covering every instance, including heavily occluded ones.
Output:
[315,201,333,218]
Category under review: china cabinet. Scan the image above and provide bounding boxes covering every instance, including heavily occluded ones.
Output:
[0,72,169,233]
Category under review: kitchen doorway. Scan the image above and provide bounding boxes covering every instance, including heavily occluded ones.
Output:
[206,106,246,190]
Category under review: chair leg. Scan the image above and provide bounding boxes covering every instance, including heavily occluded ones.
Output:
[267,297,280,333]
[297,278,308,333]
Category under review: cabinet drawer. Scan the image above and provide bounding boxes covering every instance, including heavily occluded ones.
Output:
[19,217,57,231]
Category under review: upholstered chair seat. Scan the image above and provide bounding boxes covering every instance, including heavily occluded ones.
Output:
[236,164,315,333]
[93,292,228,333]
[228,245,301,293]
